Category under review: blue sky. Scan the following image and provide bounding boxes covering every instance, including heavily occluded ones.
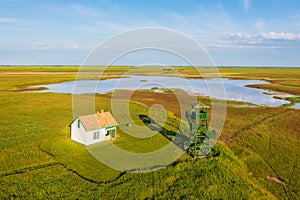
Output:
[1,0,300,66]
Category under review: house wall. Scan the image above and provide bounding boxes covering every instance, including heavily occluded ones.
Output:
[85,128,106,145]
[71,118,87,145]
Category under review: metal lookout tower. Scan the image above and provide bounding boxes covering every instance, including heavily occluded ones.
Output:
[186,104,216,158]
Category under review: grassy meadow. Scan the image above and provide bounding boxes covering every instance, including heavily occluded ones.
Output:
[0,66,299,199]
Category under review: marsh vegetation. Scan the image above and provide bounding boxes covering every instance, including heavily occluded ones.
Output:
[0,66,299,199]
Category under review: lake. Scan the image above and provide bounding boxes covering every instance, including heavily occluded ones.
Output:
[292,103,300,109]
[36,76,291,107]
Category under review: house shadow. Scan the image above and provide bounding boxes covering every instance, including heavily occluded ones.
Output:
[138,114,189,151]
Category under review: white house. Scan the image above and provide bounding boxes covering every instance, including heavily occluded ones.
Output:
[70,110,118,145]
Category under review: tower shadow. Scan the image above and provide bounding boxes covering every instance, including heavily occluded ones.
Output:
[138,114,189,151]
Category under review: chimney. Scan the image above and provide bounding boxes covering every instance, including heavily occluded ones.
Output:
[100,109,104,114]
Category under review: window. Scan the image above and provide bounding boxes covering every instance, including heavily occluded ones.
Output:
[77,120,80,128]
[93,131,99,140]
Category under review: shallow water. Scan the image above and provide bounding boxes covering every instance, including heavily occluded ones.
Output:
[292,103,300,109]
[36,76,290,107]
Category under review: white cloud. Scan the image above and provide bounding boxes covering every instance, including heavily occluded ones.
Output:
[0,41,94,51]
[166,4,239,37]
[218,32,300,49]
[98,0,120,12]
[228,32,300,41]
[0,17,25,24]
[261,32,300,40]
[253,20,264,32]
[240,0,251,12]
[95,21,129,32]
[70,4,103,16]
[32,41,94,50]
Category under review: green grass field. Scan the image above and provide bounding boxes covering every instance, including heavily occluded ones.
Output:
[0,66,299,199]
